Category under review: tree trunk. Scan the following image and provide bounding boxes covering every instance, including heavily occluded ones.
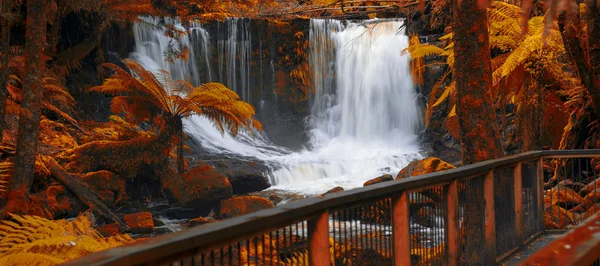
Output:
[6,0,47,210]
[588,0,600,101]
[558,1,600,116]
[176,117,184,174]
[451,1,503,265]
[0,0,13,141]
[451,0,504,165]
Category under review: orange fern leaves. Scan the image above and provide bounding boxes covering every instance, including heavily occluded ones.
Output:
[0,213,134,265]
[93,60,262,136]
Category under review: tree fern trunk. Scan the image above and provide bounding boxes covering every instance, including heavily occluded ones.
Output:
[176,117,184,175]
[6,0,46,211]
[0,0,13,141]
[451,0,504,165]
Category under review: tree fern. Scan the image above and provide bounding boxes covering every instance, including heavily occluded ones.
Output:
[91,59,262,174]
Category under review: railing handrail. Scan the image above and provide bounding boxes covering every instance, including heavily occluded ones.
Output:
[62,149,600,266]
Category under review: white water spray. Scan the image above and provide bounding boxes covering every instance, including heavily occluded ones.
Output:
[130,18,422,195]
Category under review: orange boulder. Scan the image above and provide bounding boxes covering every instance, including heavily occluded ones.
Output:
[81,170,125,206]
[163,165,233,215]
[218,196,274,219]
[363,174,394,187]
[397,157,455,179]
[124,212,154,234]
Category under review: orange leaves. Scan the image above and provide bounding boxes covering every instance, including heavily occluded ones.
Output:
[93,59,262,138]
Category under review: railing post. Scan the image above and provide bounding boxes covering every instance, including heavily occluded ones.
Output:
[308,210,330,266]
[484,170,496,264]
[537,157,545,231]
[445,180,460,266]
[514,162,524,242]
[392,192,410,265]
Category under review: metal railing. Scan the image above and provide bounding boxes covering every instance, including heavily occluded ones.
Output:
[62,150,600,266]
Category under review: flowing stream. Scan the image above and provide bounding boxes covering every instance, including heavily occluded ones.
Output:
[130,18,422,195]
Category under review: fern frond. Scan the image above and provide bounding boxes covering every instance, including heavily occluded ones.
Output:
[445,105,460,139]
[0,214,134,264]
[0,162,12,197]
[404,43,445,59]
[432,82,456,108]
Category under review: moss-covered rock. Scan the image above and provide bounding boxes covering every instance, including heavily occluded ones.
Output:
[163,165,233,215]
[363,174,394,187]
[218,196,274,219]
[397,157,455,179]
[124,212,154,234]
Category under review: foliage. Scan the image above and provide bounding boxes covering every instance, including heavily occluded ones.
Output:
[408,1,575,150]
[0,214,134,265]
[5,56,77,126]
[92,59,261,135]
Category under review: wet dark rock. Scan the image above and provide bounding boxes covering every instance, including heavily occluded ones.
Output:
[189,156,271,195]
[269,193,282,205]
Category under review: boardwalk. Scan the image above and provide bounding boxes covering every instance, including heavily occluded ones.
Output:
[63,150,600,266]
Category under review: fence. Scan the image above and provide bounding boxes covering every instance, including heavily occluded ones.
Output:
[62,150,600,266]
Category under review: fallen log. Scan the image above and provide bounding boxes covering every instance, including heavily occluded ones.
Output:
[42,156,127,230]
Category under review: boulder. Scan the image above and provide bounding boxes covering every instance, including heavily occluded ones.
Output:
[218,196,274,219]
[97,223,121,237]
[269,194,283,205]
[163,165,233,215]
[124,212,154,234]
[81,170,125,206]
[45,185,86,218]
[363,174,394,187]
[188,217,217,227]
[322,186,344,196]
[194,159,271,195]
[397,157,455,179]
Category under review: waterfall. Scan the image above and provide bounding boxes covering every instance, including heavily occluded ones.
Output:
[130,18,421,195]
[265,19,422,193]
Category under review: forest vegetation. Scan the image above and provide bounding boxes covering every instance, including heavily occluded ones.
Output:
[0,0,598,264]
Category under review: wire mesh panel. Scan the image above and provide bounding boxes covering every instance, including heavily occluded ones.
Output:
[166,222,310,266]
[458,175,485,265]
[544,157,600,230]
[330,198,393,265]
[522,160,542,239]
[494,166,518,259]
[408,185,448,266]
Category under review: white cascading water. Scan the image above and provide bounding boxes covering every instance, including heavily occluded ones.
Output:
[266,19,422,192]
[130,18,422,195]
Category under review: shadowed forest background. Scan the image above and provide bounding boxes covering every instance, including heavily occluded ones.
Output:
[0,0,599,264]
